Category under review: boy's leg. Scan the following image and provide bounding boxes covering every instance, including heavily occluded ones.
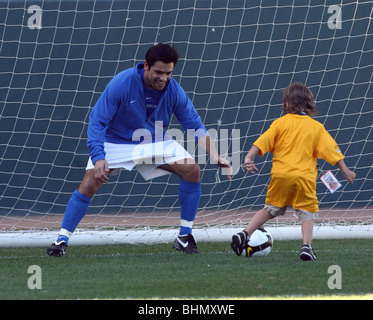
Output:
[244,209,273,238]
[301,219,314,246]
[231,208,273,256]
[296,209,317,261]
[300,220,317,260]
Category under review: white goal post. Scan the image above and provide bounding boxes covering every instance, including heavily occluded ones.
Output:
[1,225,373,248]
[0,0,372,247]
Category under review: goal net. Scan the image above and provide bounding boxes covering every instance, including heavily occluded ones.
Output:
[1,0,372,247]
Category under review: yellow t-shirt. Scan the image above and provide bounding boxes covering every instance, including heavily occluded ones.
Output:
[253,113,344,212]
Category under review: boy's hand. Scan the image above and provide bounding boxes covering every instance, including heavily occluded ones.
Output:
[244,146,260,174]
[336,159,356,184]
[244,157,258,174]
[343,169,356,184]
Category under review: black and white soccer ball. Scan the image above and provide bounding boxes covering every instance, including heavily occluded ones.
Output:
[245,228,273,257]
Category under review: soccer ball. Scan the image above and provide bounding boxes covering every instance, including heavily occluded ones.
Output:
[245,228,273,257]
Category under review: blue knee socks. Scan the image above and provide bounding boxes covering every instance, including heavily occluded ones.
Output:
[178,179,201,235]
[57,181,200,244]
[56,189,92,245]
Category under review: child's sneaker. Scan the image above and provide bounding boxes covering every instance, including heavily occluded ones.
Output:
[299,244,317,261]
[231,230,248,256]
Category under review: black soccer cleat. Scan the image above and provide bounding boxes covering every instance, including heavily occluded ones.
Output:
[47,241,67,257]
[300,244,317,261]
[173,233,199,253]
[231,230,248,256]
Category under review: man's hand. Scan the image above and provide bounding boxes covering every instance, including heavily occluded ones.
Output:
[197,136,233,180]
[93,159,110,183]
[216,156,233,180]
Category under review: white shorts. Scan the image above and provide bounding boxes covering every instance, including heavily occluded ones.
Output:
[86,140,193,180]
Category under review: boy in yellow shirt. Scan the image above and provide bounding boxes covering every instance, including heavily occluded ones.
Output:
[232,83,356,261]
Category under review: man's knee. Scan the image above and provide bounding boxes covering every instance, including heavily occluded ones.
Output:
[183,162,200,182]
[158,160,201,182]
[78,170,104,197]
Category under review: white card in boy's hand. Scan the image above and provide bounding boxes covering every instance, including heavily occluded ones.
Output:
[320,170,342,193]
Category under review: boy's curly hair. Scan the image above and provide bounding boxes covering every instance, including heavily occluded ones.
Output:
[283,82,318,116]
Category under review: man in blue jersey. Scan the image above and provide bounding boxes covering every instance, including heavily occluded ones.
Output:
[47,43,232,256]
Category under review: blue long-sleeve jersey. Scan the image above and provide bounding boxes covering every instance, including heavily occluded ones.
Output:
[87,63,209,165]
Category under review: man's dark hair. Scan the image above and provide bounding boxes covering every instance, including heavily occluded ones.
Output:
[145,43,179,69]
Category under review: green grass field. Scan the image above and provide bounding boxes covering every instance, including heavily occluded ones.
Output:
[1,239,372,300]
